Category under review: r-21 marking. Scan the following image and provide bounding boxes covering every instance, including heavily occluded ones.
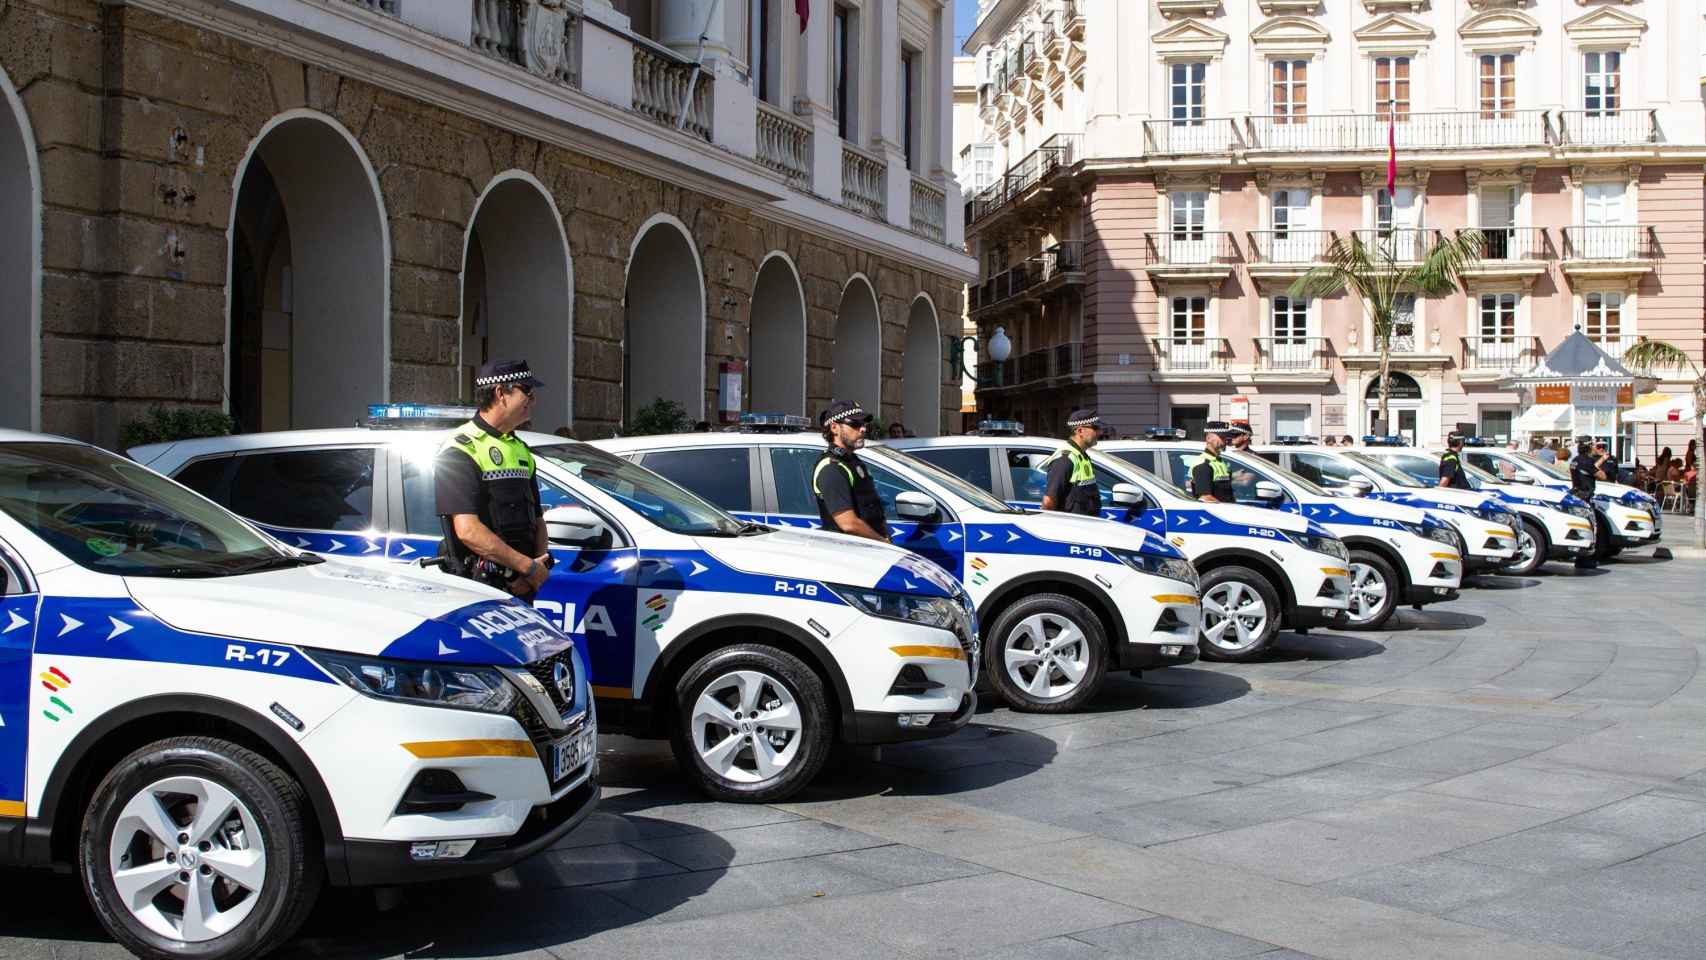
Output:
[224,644,292,668]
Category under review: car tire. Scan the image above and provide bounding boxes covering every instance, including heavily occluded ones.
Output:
[1197,566,1282,662]
[1502,518,1549,576]
[670,643,832,803]
[1344,550,1400,630]
[79,736,321,960]
[983,593,1108,713]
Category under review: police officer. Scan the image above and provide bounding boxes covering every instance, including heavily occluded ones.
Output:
[436,360,551,602]
[1189,423,1236,503]
[813,400,889,542]
[1570,438,1601,570]
[1439,434,1473,490]
[1040,409,1103,516]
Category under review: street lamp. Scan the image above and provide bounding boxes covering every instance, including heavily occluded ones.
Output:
[948,326,1012,379]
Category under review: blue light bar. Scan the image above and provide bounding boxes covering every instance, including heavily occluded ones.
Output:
[1144,426,1187,440]
[1274,435,1318,445]
[1361,434,1406,446]
[977,419,1025,436]
[740,413,813,433]
[364,403,476,429]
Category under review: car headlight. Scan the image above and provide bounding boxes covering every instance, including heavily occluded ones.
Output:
[1284,530,1348,560]
[1566,503,1594,520]
[1109,547,1198,586]
[306,649,517,714]
[827,584,958,629]
[1421,523,1458,546]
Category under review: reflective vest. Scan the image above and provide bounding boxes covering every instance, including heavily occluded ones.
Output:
[812,447,889,536]
[1440,452,1472,490]
[1042,443,1101,516]
[440,420,539,554]
[1187,450,1235,501]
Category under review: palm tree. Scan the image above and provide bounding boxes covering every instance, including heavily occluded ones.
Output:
[1289,230,1485,432]
[1622,339,1706,549]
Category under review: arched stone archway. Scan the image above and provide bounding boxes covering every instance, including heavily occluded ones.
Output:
[461,173,573,432]
[902,295,941,436]
[748,253,806,416]
[0,66,40,431]
[227,111,389,430]
[832,276,881,410]
[624,215,705,422]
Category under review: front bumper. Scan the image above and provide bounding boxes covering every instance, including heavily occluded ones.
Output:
[1283,559,1352,623]
[1109,578,1202,671]
[1287,605,1347,629]
[846,690,977,744]
[1402,585,1459,605]
[342,773,599,886]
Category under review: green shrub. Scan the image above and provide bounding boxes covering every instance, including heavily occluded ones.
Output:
[620,398,694,436]
[120,406,238,448]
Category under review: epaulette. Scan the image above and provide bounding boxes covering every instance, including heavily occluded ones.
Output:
[452,434,472,446]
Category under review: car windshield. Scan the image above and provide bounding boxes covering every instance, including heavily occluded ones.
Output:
[1513,452,1570,481]
[874,446,1024,514]
[1226,451,1330,497]
[532,443,744,537]
[1342,451,1427,488]
[1100,451,1192,500]
[0,442,289,577]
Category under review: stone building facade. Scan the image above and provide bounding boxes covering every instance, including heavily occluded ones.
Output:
[0,0,973,447]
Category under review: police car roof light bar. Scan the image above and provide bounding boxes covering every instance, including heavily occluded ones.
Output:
[739,413,813,433]
[1143,426,1187,440]
[1361,435,1406,446]
[977,419,1025,436]
[365,403,478,429]
[1274,435,1318,446]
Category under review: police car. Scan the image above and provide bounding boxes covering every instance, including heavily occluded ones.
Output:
[130,407,976,803]
[1250,441,1522,574]
[598,421,1200,713]
[1445,444,1660,560]
[0,430,597,960]
[883,433,1351,663]
[1352,446,1596,575]
[1103,439,1462,630]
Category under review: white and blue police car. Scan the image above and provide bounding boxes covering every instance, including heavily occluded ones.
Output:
[878,433,1352,663]
[1356,446,1597,574]
[130,407,977,803]
[598,421,1201,713]
[1103,438,1462,630]
[1448,444,1660,560]
[0,429,597,960]
[1252,442,1522,575]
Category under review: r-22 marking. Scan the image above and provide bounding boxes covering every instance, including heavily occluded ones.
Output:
[224,644,292,668]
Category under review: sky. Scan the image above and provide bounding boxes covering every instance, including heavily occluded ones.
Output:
[954,0,977,54]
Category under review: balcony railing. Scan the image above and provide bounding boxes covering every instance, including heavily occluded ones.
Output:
[1557,109,1656,146]
[1462,335,1542,372]
[1351,228,1437,262]
[1018,348,1051,384]
[1144,119,1241,155]
[1045,240,1083,278]
[1062,0,1083,37]
[841,144,886,220]
[1587,334,1635,363]
[1562,225,1655,260]
[632,45,712,141]
[1466,226,1548,262]
[1144,231,1237,267]
[1053,341,1083,378]
[343,0,398,12]
[910,176,946,242]
[1244,110,1551,152]
[1247,229,1333,265]
[464,1,580,84]
[968,132,1081,225]
[972,262,1044,312]
[755,103,811,185]
[1152,336,1229,373]
[1256,336,1331,372]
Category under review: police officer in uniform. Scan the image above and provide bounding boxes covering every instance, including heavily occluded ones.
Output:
[1569,438,1601,570]
[436,360,552,602]
[1439,434,1473,490]
[1189,423,1237,503]
[812,400,890,542]
[1040,409,1103,516]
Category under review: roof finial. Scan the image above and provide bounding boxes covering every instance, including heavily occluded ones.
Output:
[1572,323,1583,333]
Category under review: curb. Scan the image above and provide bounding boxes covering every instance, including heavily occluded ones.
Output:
[1654,546,1706,560]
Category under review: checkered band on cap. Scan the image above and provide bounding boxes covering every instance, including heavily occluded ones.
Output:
[1066,410,1100,428]
[476,368,536,387]
[825,404,869,425]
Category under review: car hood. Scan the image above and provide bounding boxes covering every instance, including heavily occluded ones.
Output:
[1010,510,1185,558]
[1370,487,1497,512]
[1299,493,1425,525]
[1187,499,1317,534]
[1483,482,1570,509]
[126,559,576,666]
[695,526,964,597]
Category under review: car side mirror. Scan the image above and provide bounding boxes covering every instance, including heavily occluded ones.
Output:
[1346,478,1374,497]
[1110,483,1143,507]
[545,506,603,546]
[894,491,939,520]
[1253,481,1284,504]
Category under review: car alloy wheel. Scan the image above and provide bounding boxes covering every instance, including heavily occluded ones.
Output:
[1201,581,1268,653]
[689,669,802,784]
[1002,612,1091,702]
[1346,562,1389,625]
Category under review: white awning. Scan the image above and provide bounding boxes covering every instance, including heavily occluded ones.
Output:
[1622,394,1700,424]
[1514,404,1571,432]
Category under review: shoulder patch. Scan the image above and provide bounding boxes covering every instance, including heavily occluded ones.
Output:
[452,434,472,446]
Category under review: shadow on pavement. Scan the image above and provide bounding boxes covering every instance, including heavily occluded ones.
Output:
[0,867,111,947]
[1464,574,1543,589]
[1264,631,1385,662]
[1116,667,1253,711]
[1381,610,1488,633]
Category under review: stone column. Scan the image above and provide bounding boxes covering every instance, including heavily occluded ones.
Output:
[658,0,732,61]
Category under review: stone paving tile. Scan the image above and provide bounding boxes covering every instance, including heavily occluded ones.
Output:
[1069,917,1280,958]
[1419,763,1651,813]
[1153,818,1447,885]
[1318,855,1548,915]
[541,899,894,960]
[515,841,690,888]
[1560,793,1706,845]
[1450,824,1667,876]
[629,817,892,870]
[1362,736,1546,776]
[772,792,1089,859]
[972,937,1110,960]
[589,853,898,924]
[1300,790,1565,849]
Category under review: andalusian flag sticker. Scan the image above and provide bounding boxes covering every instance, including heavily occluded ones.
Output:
[642,594,669,630]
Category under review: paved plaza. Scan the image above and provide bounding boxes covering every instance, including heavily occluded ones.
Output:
[7,535,1705,960]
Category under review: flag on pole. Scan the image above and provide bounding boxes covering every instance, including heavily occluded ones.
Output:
[1385,99,1397,194]
[797,0,809,32]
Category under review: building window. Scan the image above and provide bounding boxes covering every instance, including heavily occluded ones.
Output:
[1271,59,1307,123]
[1374,56,1410,120]
[1170,62,1206,125]
[1583,181,1627,226]
[1272,404,1312,440]
[1392,293,1417,351]
[1479,292,1517,341]
[833,6,851,140]
[1479,408,1515,444]
[1584,292,1623,344]
[1478,53,1515,119]
[1584,50,1620,116]
[1272,296,1308,343]
[749,0,771,104]
[1171,295,1207,341]
[1376,187,1418,233]
[1272,188,1309,238]
[902,49,917,170]
[1171,191,1207,240]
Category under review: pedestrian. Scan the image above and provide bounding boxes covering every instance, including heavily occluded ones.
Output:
[435,359,552,603]
[1686,439,1697,472]
[1438,434,1472,490]
[1188,423,1237,503]
[1533,437,1557,465]
[1340,434,1356,446]
[1040,409,1104,515]
[1570,438,1600,569]
[888,422,907,439]
[812,400,889,542]
[1323,435,1337,447]
[693,420,712,432]
[1593,441,1616,481]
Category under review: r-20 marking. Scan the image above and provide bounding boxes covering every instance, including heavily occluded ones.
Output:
[224,644,293,668]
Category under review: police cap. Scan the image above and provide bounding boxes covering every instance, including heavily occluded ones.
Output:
[820,399,874,427]
[475,359,544,389]
[1067,408,1101,429]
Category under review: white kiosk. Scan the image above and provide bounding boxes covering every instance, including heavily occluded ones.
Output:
[1502,328,1653,462]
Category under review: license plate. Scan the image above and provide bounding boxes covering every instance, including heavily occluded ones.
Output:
[551,727,594,783]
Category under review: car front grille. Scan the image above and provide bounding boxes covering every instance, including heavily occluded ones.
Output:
[524,648,577,714]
